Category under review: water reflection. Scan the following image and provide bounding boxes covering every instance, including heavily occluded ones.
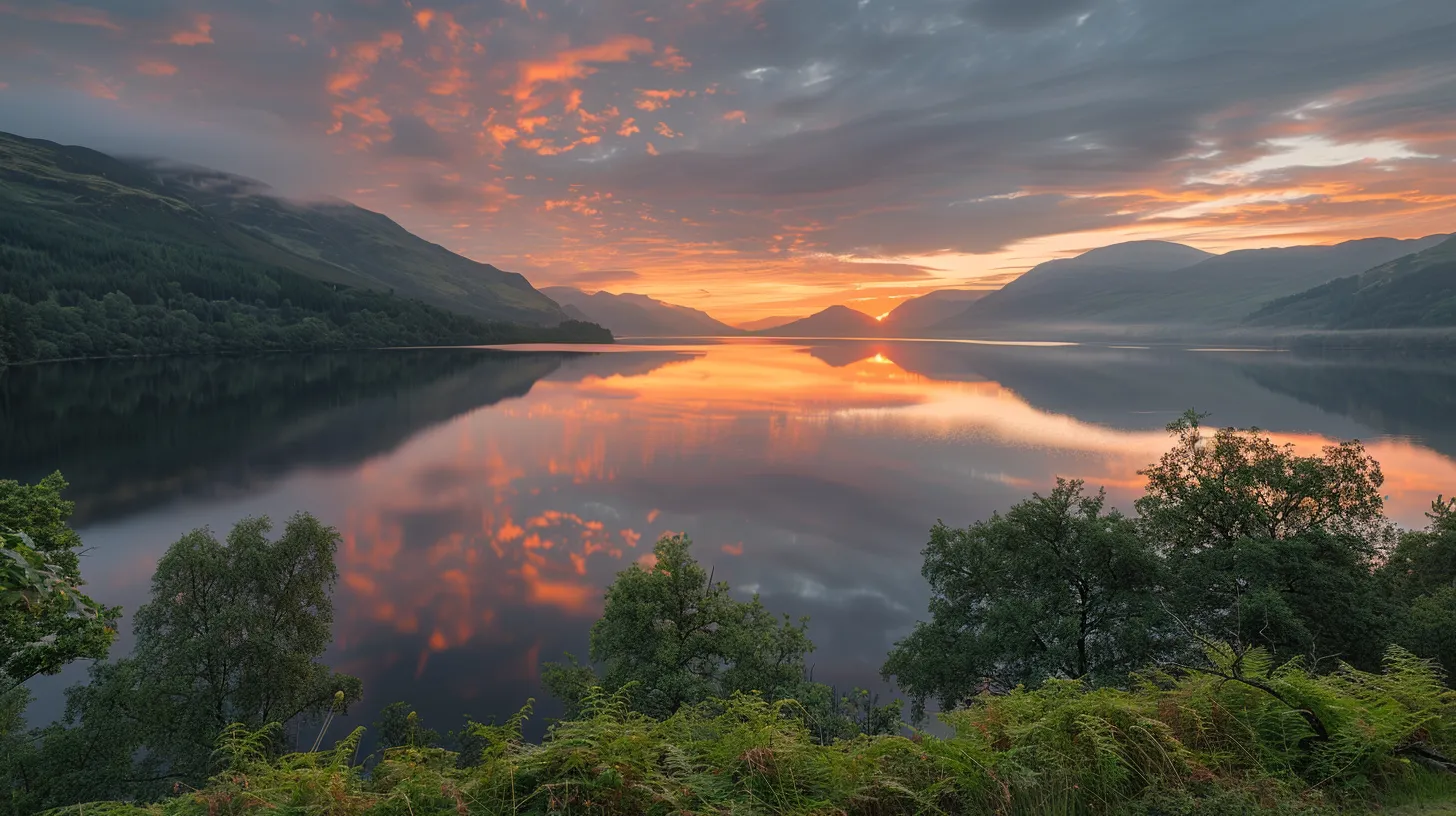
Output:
[7,340,1456,740]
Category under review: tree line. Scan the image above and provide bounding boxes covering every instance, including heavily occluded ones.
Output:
[0,201,609,366]
[5,413,1456,814]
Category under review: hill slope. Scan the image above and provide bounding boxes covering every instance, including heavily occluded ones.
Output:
[1249,236,1456,329]
[0,131,607,364]
[934,237,1447,332]
[541,288,741,336]
[754,305,882,337]
[0,131,569,326]
[881,290,989,332]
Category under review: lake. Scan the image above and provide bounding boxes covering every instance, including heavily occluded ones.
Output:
[7,338,1456,739]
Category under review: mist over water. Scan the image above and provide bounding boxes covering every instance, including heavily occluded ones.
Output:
[8,339,1456,740]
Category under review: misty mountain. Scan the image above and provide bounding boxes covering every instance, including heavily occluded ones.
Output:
[933,236,1449,333]
[1249,235,1456,329]
[541,287,741,336]
[755,305,882,337]
[0,130,569,326]
[737,315,804,332]
[881,289,989,332]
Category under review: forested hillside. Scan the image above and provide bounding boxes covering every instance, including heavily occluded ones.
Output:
[1250,235,1456,329]
[0,132,608,365]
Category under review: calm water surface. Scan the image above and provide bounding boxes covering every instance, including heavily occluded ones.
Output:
[6,338,1456,737]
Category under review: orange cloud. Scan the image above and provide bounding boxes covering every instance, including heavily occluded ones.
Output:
[75,66,120,99]
[635,88,687,111]
[655,121,680,138]
[326,31,403,96]
[653,46,691,72]
[136,60,177,77]
[511,35,653,115]
[646,142,659,155]
[168,14,212,46]
[723,110,747,123]
[721,542,744,556]
[0,2,122,31]
[413,8,436,30]
[617,117,640,137]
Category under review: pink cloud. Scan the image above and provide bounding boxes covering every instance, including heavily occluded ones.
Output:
[168,14,212,46]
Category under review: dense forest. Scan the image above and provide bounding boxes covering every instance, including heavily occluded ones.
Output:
[0,130,610,366]
[7,413,1456,814]
[0,196,608,365]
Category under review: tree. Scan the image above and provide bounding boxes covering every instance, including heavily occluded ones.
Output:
[1138,411,1392,669]
[14,514,362,806]
[883,479,1164,722]
[0,473,117,694]
[1381,497,1456,679]
[545,534,814,719]
[373,702,440,751]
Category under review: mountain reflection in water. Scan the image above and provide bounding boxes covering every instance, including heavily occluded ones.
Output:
[7,340,1456,738]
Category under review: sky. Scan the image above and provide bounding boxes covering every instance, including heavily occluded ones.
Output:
[2,0,1455,323]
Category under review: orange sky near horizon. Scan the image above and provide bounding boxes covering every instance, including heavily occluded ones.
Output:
[2,0,1454,323]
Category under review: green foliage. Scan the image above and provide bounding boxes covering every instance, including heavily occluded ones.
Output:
[7,514,361,808]
[1249,235,1456,329]
[52,648,1456,816]
[0,474,117,692]
[374,702,441,752]
[1137,411,1391,669]
[1381,497,1456,679]
[0,131,612,367]
[883,479,1166,721]
[547,534,815,719]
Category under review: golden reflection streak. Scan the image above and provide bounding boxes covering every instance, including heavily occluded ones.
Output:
[335,343,1456,673]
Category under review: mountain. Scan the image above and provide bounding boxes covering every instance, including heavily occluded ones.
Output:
[737,315,804,332]
[541,288,741,336]
[136,162,568,326]
[0,131,607,365]
[933,237,1449,333]
[1249,236,1456,329]
[0,130,569,326]
[881,289,989,332]
[754,305,882,337]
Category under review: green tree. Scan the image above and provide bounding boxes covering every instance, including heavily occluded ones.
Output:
[545,534,814,719]
[882,479,1164,722]
[0,473,117,694]
[13,514,361,807]
[1138,411,1391,669]
[1381,497,1456,679]
[373,702,441,751]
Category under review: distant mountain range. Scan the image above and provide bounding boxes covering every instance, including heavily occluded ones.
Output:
[930,235,1452,337]
[881,289,990,332]
[1250,235,1456,330]
[754,305,882,337]
[542,287,741,337]
[736,315,804,332]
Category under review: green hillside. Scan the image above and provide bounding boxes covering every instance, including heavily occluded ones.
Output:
[142,162,566,325]
[0,132,607,365]
[1249,235,1456,329]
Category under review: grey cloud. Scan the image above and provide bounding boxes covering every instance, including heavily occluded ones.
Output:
[384,114,457,161]
[963,0,1097,29]
[4,0,1455,274]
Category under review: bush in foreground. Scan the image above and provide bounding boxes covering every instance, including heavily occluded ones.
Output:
[54,645,1454,816]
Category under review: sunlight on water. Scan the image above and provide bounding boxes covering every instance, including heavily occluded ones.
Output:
[7,339,1455,736]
